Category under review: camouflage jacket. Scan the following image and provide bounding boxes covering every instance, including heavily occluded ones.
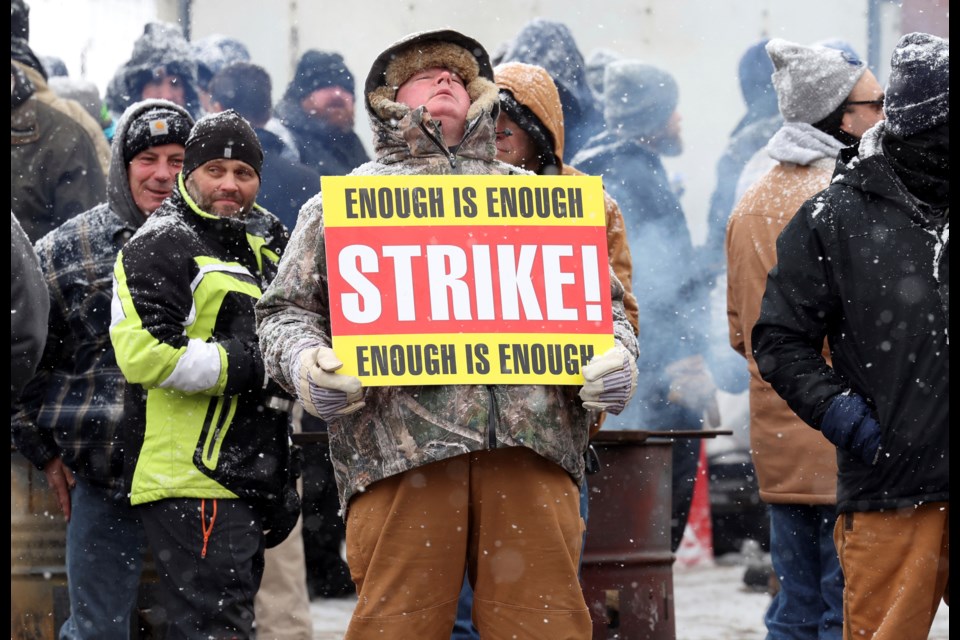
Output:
[256,81,638,513]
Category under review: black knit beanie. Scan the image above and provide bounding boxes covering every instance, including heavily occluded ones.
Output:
[183,109,263,179]
[288,50,355,99]
[123,106,193,164]
[884,32,949,138]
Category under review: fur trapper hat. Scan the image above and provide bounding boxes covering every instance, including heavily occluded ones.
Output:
[365,29,498,123]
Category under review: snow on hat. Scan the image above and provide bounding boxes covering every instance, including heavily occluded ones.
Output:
[182,109,263,179]
[884,32,949,137]
[603,60,678,138]
[122,103,193,164]
[191,34,251,89]
[288,50,355,99]
[365,28,498,124]
[766,38,866,124]
[586,48,622,99]
[11,0,29,41]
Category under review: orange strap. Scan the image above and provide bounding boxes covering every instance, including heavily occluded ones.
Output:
[200,498,218,559]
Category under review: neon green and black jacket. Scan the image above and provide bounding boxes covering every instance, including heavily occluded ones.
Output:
[110,176,292,506]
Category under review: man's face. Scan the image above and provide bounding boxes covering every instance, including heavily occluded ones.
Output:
[842,70,885,139]
[495,111,541,172]
[395,67,470,145]
[128,143,185,215]
[141,72,187,107]
[654,110,683,157]
[185,159,260,218]
[301,86,355,131]
[198,87,216,115]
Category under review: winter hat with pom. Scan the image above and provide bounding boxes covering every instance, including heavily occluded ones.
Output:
[884,32,949,138]
[122,103,193,164]
[182,109,262,179]
[365,29,498,124]
[603,60,678,138]
[766,38,865,124]
[287,50,355,100]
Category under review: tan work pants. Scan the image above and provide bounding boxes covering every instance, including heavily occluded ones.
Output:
[344,446,591,639]
[834,501,949,640]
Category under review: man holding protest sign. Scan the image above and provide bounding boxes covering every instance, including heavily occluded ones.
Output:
[256,29,638,639]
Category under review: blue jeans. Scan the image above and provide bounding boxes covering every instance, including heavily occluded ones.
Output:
[451,475,589,639]
[60,477,147,640]
[764,504,843,640]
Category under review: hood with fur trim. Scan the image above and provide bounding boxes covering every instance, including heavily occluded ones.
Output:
[364,29,499,127]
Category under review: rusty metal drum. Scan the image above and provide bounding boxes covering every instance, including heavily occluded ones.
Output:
[10,450,161,639]
[580,431,675,640]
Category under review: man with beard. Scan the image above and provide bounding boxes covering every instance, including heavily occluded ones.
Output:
[110,110,300,639]
[571,60,718,553]
[274,49,370,177]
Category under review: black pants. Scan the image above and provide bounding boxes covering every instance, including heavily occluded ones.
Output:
[300,440,353,597]
[139,498,264,640]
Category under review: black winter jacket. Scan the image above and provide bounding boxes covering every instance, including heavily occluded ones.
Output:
[752,131,949,513]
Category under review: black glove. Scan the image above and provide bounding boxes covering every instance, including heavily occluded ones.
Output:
[260,443,303,548]
[261,483,302,548]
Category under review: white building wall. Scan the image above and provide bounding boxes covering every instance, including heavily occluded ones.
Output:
[27,0,880,243]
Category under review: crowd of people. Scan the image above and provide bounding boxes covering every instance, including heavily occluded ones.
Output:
[10,1,949,638]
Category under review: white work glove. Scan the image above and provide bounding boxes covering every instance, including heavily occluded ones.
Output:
[579,344,638,415]
[290,345,365,421]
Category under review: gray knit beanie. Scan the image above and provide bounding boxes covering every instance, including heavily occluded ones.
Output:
[603,60,678,138]
[766,38,866,124]
[884,32,949,137]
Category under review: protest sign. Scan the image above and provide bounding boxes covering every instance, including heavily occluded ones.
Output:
[322,174,614,385]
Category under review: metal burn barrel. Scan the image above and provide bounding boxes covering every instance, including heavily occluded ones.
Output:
[10,450,161,639]
[580,429,730,640]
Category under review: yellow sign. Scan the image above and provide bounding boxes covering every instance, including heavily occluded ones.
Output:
[322,174,615,386]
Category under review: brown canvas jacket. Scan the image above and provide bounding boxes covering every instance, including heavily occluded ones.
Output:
[726,159,837,504]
